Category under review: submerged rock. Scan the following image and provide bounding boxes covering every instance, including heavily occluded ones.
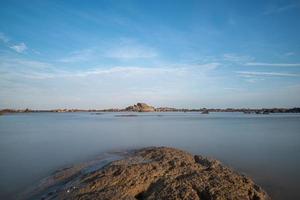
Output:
[30,147,270,200]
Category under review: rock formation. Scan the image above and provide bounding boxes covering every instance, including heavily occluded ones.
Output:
[125,103,155,112]
[31,147,270,200]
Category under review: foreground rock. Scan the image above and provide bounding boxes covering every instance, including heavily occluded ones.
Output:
[30,147,270,200]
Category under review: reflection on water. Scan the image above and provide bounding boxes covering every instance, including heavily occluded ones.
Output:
[0,112,299,199]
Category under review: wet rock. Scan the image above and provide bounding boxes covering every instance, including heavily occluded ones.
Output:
[45,147,270,200]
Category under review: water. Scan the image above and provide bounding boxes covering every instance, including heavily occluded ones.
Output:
[0,112,299,200]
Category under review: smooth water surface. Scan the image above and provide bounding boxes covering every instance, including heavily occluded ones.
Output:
[0,112,299,199]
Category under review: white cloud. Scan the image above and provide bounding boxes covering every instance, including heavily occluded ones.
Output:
[2,55,300,108]
[0,58,56,81]
[0,56,218,81]
[100,63,217,77]
[0,33,29,53]
[80,66,185,77]
[236,71,300,77]
[1,57,219,108]
[245,62,300,67]
[10,42,27,53]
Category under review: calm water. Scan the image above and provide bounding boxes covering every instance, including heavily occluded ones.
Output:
[0,112,300,200]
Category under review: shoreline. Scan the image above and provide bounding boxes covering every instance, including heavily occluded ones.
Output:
[1,108,300,114]
[1,102,299,114]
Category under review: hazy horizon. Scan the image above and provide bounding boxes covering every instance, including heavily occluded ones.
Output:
[1,0,300,109]
[1,102,300,110]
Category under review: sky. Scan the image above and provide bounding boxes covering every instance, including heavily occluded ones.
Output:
[0,0,300,109]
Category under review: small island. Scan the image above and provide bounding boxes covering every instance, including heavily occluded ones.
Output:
[125,103,156,112]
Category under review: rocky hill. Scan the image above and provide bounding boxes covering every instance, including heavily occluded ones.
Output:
[125,103,155,112]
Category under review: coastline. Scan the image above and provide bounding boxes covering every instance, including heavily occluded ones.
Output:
[1,102,300,115]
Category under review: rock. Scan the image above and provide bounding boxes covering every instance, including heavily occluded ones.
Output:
[125,103,155,112]
[38,147,270,200]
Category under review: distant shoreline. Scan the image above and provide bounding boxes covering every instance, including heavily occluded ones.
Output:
[1,104,300,114]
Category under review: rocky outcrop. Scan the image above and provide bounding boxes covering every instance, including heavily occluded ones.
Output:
[32,147,270,200]
[125,103,155,112]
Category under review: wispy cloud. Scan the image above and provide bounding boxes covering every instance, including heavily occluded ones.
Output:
[9,43,27,53]
[223,87,244,92]
[245,62,300,67]
[244,78,265,83]
[1,56,218,80]
[58,49,95,63]
[193,62,220,71]
[236,71,300,77]
[223,53,253,63]
[0,57,50,69]
[58,39,158,63]
[264,3,299,15]
[284,52,295,56]
[0,32,28,53]
[105,45,157,59]
[19,65,201,80]
[71,66,186,78]
[0,57,56,81]
[0,57,222,109]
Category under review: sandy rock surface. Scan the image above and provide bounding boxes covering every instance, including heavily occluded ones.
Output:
[31,147,270,200]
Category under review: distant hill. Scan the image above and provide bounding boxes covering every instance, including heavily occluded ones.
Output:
[125,103,155,112]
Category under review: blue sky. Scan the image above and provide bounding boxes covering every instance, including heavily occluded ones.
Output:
[1,0,300,109]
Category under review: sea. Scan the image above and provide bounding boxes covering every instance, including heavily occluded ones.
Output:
[0,112,299,199]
